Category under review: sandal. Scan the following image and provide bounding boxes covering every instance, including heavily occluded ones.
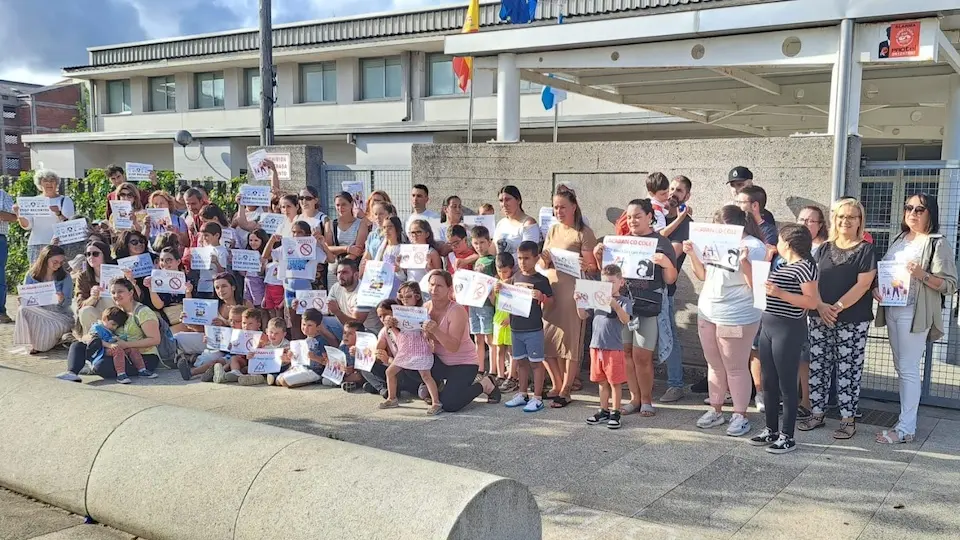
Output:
[378,398,399,410]
[797,406,813,422]
[797,414,826,431]
[621,403,640,415]
[571,379,583,392]
[832,421,856,440]
[639,404,656,417]
[485,376,502,404]
[550,396,572,408]
[876,429,914,444]
[426,403,443,415]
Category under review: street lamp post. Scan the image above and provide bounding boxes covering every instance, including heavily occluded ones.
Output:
[259,0,275,146]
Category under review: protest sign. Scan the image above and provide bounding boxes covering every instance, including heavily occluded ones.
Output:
[353,332,378,372]
[239,184,271,207]
[690,223,743,271]
[602,236,658,280]
[538,207,555,238]
[204,325,233,352]
[295,290,328,314]
[463,214,495,234]
[574,279,613,313]
[231,249,262,273]
[110,200,133,230]
[452,269,497,308]
[322,346,347,385]
[18,281,58,307]
[550,247,582,278]
[283,257,318,280]
[878,261,910,307]
[247,150,270,181]
[183,299,219,326]
[17,196,51,217]
[191,246,215,271]
[248,349,283,374]
[341,180,366,215]
[281,237,317,260]
[228,329,262,355]
[357,261,394,307]
[393,305,429,333]
[54,218,88,245]
[125,162,152,182]
[258,213,284,235]
[289,339,311,366]
[149,270,187,295]
[117,254,154,279]
[497,283,533,318]
[98,264,125,298]
[398,244,429,269]
[752,261,771,310]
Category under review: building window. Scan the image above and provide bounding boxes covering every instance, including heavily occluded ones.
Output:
[106,80,131,114]
[520,80,543,93]
[148,76,176,111]
[360,57,402,100]
[427,54,466,96]
[244,68,261,107]
[300,62,337,103]
[3,134,16,145]
[4,157,19,171]
[1,106,15,119]
[195,71,224,109]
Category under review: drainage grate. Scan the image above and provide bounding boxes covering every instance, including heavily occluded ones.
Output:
[826,407,898,428]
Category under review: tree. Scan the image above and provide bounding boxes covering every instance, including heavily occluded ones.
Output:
[62,84,90,132]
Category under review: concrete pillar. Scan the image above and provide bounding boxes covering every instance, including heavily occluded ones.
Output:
[943,74,960,159]
[828,19,860,202]
[496,53,521,143]
[246,144,324,193]
[934,74,960,370]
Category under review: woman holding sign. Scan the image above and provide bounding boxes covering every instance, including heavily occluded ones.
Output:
[109,183,144,233]
[144,191,188,247]
[493,186,541,265]
[13,169,76,265]
[874,194,957,444]
[114,230,152,299]
[73,240,118,334]
[325,191,370,263]
[594,199,677,417]
[540,189,598,407]
[14,245,74,353]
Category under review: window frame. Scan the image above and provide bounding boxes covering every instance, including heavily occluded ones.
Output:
[299,62,337,103]
[360,56,402,101]
[147,75,176,112]
[426,53,467,97]
[106,79,132,114]
[243,68,261,108]
[194,71,225,109]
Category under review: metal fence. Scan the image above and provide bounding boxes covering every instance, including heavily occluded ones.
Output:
[860,160,960,409]
[320,167,412,218]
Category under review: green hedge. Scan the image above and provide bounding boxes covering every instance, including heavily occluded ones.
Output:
[4,170,244,292]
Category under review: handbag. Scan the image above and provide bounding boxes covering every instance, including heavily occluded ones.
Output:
[630,286,663,319]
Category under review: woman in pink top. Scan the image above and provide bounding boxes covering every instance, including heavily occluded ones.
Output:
[423,270,502,411]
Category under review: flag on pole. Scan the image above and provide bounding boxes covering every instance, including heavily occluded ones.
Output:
[540,76,567,110]
[499,0,538,24]
[452,0,480,92]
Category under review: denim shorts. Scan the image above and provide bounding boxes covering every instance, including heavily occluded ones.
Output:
[512,329,545,362]
[469,306,494,335]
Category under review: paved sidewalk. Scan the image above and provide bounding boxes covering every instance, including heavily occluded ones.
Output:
[2,304,960,539]
[0,488,135,540]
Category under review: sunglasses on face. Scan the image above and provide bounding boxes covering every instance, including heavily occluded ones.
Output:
[904,204,927,215]
[119,193,134,198]
[85,251,102,258]
[298,195,316,202]
[128,238,144,246]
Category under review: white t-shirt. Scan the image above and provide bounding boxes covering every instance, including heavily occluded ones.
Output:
[26,195,76,245]
[329,281,383,333]
[697,235,766,327]
[405,210,441,236]
[493,217,541,262]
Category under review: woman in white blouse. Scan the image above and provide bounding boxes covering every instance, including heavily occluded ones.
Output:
[493,185,540,262]
[13,169,76,264]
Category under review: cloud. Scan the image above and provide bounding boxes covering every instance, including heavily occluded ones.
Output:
[0,0,452,85]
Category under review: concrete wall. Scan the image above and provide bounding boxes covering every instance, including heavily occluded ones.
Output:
[411,136,838,368]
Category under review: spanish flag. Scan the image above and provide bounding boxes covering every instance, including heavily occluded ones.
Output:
[452,0,480,92]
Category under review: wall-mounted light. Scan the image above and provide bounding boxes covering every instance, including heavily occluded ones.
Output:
[176,129,203,162]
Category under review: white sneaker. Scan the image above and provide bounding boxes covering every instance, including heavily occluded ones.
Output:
[522,397,544,413]
[703,393,733,406]
[755,393,766,413]
[726,413,751,437]
[505,393,528,408]
[56,371,82,382]
[696,410,726,429]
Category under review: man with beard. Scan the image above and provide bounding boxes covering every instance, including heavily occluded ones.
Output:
[326,259,383,340]
[659,175,693,403]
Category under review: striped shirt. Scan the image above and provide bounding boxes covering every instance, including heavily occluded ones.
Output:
[0,190,12,236]
[765,259,818,319]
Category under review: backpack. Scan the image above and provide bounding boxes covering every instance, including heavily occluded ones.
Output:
[134,305,177,362]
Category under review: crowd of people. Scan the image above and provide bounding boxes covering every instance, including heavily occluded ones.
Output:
[1,161,956,453]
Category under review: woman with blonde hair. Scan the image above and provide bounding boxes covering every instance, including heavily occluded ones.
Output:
[799,198,876,439]
[363,190,392,221]
[143,190,188,246]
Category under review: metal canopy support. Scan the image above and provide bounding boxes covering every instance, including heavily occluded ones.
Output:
[829,19,856,203]
[939,30,960,76]
[708,67,782,95]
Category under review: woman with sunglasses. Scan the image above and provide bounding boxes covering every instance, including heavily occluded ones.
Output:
[14,245,74,354]
[13,169,76,265]
[325,191,370,263]
[109,183,144,233]
[874,193,957,444]
[114,230,152,300]
[73,240,118,335]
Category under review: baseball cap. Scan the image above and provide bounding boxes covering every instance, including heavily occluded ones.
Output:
[727,166,753,183]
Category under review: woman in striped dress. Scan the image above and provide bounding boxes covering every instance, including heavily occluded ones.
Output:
[14,245,75,354]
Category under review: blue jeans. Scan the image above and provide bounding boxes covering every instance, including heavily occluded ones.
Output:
[323,316,345,343]
[665,294,684,388]
[0,234,7,316]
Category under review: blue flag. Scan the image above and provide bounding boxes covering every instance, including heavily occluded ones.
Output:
[499,0,537,24]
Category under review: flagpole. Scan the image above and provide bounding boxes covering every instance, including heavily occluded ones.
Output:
[467,78,475,144]
[552,102,559,142]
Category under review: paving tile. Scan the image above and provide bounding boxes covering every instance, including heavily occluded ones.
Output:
[859,487,960,540]
[891,452,960,497]
[921,418,960,450]
[0,489,81,540]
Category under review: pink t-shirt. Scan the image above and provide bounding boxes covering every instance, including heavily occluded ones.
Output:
[431,301,475,366]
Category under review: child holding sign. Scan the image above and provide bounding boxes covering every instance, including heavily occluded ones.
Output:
[494,253,517,392]
[276,308,329,388]
[338,321,367,392]
[237,312,288,386]
[501,241,555,413]
[377,282,442,415]
[469,226,497,373]
[143,247,188,332]
[213,308,265,384]
[578,265,632,429]
[243,229,270,310]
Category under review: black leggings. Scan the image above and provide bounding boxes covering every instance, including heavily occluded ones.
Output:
[758,313,806,438]
[67,341,160,378]
[399,360,483,412]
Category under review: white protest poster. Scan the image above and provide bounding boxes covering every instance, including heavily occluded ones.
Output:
[690,223,743,271]
[149,270,186,295]
[353,332,378,372]
[17,196,52,217]
[574,279,613,313]
[550,247,582,278]
[117,254,154,279]
[231,249,262,273]
[229,329,262,355]
[98,264,125,298]
[341,180,366,215]
[284,258,319,280]
[191,246,215,271]
[322,346,348,385]
[538,207,555,238]
[54,218,88,245]
[125,162,153,182]
[295,290,328,314]
[602,236,659,280]
[452,269,497,308]
[17,281,58,307]
[183,298,219,326]
[497,283,533,318]
[258,213,284,235]
[463,214,495,234]
[289,339,311,366]
[878,261,910,307]
[144,208,171,237]
[220,227,236,248]
[110,200,134,230]
[204,325,233,352]
[398,244,429,269]
[248,349,283,374]
[751,260,771,310]
[264,152,291,181]
[357,261,394,307]
[247,149,270,181]
[239,184,271,207]
[393,305,429,333]
[264,262,282,285]
[281,237,317,261]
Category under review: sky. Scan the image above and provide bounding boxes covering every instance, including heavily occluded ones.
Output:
[0,0,450,85]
